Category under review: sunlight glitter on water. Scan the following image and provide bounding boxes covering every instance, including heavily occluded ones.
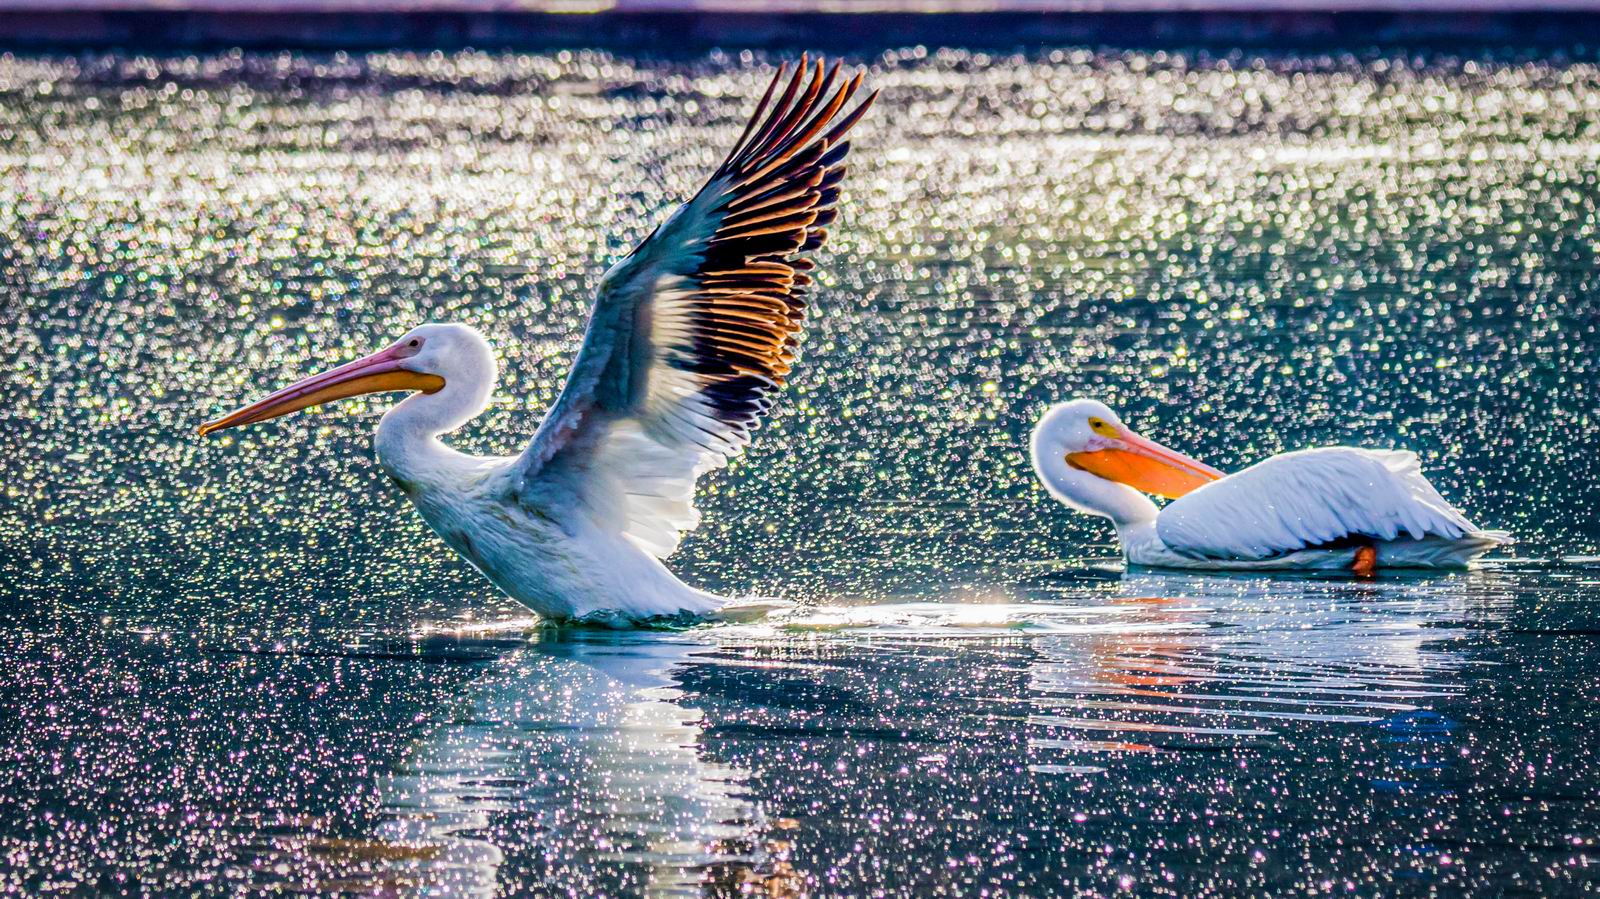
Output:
[1,48,1599,896]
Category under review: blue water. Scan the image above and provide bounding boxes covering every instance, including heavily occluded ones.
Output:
[1,49,1598,896]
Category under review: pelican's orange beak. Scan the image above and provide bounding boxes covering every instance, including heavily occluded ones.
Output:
[1067,428,1224,499]
[198,345,443,437]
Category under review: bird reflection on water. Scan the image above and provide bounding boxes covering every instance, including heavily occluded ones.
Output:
[234,628,778,897]
[1029,572,1475,749]
[219,568,1511,895]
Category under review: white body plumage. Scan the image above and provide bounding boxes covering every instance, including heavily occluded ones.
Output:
[370,334,722,623]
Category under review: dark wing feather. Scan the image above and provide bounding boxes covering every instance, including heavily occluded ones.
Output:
[513,57,875,557]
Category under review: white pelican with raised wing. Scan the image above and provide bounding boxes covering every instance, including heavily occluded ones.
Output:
[1030,398,1510,575]
[199,58,875,623]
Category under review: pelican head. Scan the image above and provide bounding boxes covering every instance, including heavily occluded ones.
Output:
[1031,398,1224,524]
[198,322,496,437]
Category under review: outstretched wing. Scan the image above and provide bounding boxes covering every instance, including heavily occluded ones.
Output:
[511,57,874,558]
[1155,447,1486,560]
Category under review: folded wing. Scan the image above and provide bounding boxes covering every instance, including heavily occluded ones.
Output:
[512,57,874,557]
[1155,447,1485,560]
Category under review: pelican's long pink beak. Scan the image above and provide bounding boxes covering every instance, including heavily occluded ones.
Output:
[198,344,443,437]
[1067,428,1224,499]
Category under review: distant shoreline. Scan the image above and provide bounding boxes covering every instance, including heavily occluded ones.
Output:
[2,9,1599,51]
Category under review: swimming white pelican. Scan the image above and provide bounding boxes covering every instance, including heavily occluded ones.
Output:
[1030,399,1510,575]
[199,58,875,623]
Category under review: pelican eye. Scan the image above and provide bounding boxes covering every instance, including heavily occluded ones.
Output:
[1087,417,1119,437]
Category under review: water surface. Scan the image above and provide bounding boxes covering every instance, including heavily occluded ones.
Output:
[2,48,1599,896]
